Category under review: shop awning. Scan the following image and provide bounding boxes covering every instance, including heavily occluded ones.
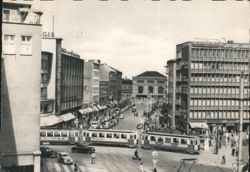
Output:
[96,105,102,110]
[189,122,209,129]
[40,115,63,127]
[60,113,75,122]
[101,105,108,109]
[78,107,94,114]
[92,106,99,112]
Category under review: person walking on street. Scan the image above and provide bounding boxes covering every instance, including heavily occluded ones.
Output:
[91,152,96,164]
[140,162,144,172]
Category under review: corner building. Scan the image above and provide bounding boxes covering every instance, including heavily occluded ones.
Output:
[1,2,43,171]
[175,41,250,132]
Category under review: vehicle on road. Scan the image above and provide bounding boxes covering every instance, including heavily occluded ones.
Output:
[90,121,101,129]
[71,143,95,153]
[57,152,73,165]
[132,154,142,160]
[132,106,136,113]
[119,114,124,119]
[141,132,200,154]
[40,146,57,158]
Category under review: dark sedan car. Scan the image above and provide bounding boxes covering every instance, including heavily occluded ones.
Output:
[40,147,57,158]
[71,144,95,154]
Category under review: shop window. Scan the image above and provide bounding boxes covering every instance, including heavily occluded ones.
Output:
[20,35,32,55]
[148,86,154,94]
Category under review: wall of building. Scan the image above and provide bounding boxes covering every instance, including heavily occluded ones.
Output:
[2,21,41,168]
[83,62,93,107]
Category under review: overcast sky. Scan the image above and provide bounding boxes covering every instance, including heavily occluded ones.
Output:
[14,0,250,78]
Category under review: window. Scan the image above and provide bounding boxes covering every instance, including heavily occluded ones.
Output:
[61,132,68,137]
[181,139,187,144]
[40,132,46,137]
[114,133,120,139]
[92,133,97,138]
[3,34,15,54]
[173,138,179,143]
[99,133,105,138]
[20,36,32,55]
[47,132,53,137]
[54,132,60,137]
[137,80,144,83]
[107,133,112,138]
[150,136,156,141]
[3,10,10,22]
[165,138,171,143]
[138,86,144,94]
[148,86,154,94]
[121,134,127,139]
[147,80,154,84]
[158,87,163,94]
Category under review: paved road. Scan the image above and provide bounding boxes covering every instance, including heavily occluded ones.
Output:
[42,145,234,172]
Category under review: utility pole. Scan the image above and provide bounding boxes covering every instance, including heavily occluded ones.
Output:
[237,72,244,172]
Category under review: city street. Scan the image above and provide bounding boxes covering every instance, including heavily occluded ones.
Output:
[41,145,236,172]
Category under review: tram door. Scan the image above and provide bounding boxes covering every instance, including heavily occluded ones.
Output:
[85,133,91,143]
[69,132,75,144]
[128,134,135,146]
[143,135,149,146]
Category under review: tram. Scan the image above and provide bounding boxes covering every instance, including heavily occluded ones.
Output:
[82,129,139,148]
[141,132,200,154]
[40,129,79,145]
[40,129,200,154]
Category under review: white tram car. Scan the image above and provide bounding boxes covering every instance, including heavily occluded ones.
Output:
[141,132,200,154]
[40,129,200,154]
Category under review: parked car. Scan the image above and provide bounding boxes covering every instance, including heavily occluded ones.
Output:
[71,143,95,154]
[90,120,100,129]
[119,114,124,119]
[57,152,73,165]
[132,106,136,112]
[40,147,57,158]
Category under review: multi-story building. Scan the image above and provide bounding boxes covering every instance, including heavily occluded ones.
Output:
[1,2,43,171]
[121,78,133,99]
[173,41,250,133]
[132,71,167,100]
[89,59,100,104]
[166,60,177,129]
[40,36,84,129]
[109,67,123,101]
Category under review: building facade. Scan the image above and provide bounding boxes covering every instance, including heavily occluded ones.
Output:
[40,37,84,129]
[109,67,123,101]
[174,41,250,132]
[121,78,133,99]
[89,60,100,104]
[132,71,167,100]
[1,2,43,171]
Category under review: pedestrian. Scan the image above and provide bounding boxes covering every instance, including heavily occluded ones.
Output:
[140,162,144,172]
[74,161,78,172]
[153,167,158,172]
[91,152,96,164]
[221,154,226,164]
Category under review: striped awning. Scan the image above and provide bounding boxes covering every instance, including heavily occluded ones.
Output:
[60,113,75,122]
[79,107,94,114]
[40,115,63,127]
[92,106,99,112]
[189,122,209,129]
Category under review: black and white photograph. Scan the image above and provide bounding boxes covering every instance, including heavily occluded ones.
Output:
[1,0,250,172]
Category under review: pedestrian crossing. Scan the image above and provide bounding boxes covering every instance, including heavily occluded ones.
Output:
[43,159,87,172]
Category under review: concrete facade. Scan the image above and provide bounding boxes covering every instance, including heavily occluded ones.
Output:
[121,78,133,99]
[174,41,250,132]
[1,2,43,171]
[132,71,167,100]
[166,60,177,129]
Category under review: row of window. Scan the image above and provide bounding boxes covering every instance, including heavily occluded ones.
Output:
[61,86,83,101]
[190,74,249,83]
[3,9,41,24]
[138,86,164,94]
[61,100,82,111]
[137,80,165,84]
[190,62,248,71]
[190,87,249,95]
[190,99,249,107]
[190,111,250,119]
[3,34,32,55]
[191,48,250,59]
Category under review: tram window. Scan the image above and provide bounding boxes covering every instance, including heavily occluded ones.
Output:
[173,138,179,143]
[83,132,86,136]
[54,132,60,137]
[107,133,112,138]
[87,133,89,137]
[61,132,68,137]
[134,135,137,139]
[150,136,156,141]
[69,132,74,137]
[130,135,133,139]
[121,134,127,139]
[114,133,120,139]
[75,132,79,137]
[145,136,148,140]
[181,139,187,144]
[92,133,97,138]
[191,140,193,145]
[158,137,163,142]
[47,132,53,137]
[99,133,105,138]
[40,132,46,137]
[165,138,171,143]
